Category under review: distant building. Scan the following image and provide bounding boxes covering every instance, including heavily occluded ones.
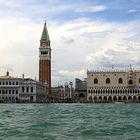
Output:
[19,77,47,102]
[0,72,47,103]
[75,78,87,101]
[39,22,51,94]
[0,72,20,102]
[87,68,140,102]
[51,82,72,101]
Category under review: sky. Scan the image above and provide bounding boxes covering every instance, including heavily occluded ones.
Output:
[0,0,140,86]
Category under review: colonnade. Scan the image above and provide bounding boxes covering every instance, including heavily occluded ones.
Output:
[88,87,140,102]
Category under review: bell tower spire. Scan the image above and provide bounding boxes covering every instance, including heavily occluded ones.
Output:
[39,22,51,94]
[41,21,50,42]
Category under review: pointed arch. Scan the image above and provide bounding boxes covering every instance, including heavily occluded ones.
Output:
[133,96,137,101]
[118,78,123,84]
[94,96,97,102]
[88,96,92,101]
[128,80,133,85]
[128,96,132,100]
[123,96,127,101]
[103,96,107,101]
[94,78,98,84]
[118,96,122,101]
[108,96,112,102]
[106,78,110,84]
[113,96,117,101]
[99,96,102,100]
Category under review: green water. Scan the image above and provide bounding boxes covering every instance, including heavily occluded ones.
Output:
[0,103,140,140]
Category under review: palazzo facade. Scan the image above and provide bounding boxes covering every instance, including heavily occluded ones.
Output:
[0,72,47,103]
[87,69,140,102]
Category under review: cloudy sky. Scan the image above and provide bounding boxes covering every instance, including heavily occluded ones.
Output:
[0,0,140,86]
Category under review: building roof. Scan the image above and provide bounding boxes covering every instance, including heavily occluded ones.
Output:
[0,75,13,79]
[41,22,50,41]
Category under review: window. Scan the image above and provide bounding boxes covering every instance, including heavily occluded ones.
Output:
[31,87,33,93]
[118,78,123,84]
[94,78,98,84]
[139,78,140,84]
[22,87,24,92]
[16,82,18,85]
[13,81,15,85]
[128,80,133,85]
[0,82,1,85]
[30,96,33,101]
[106,78,110,84]
[9,90,11,94]
[16,90,18,94]
[41,51,48,55]
[12,90,14,94]
[6,81,8,85]
[26,87,29,92]
[9,81,11,85]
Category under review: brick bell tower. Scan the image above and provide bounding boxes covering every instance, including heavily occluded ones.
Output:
[39,22,51,94]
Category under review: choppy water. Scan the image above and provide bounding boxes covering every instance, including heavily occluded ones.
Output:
[0,103,140,140]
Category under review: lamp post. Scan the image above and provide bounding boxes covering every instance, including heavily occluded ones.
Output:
[69,81,73,99]
[44,81,48,102]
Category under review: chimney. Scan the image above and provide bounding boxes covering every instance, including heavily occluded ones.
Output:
[6,71,9,76]
[22,74,24,80]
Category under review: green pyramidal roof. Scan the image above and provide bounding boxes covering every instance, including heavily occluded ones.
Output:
[41,22,50,41]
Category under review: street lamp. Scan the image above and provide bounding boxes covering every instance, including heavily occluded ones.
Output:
[69,81,73,98]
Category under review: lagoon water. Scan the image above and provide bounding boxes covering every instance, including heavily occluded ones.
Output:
[0,103,140,140]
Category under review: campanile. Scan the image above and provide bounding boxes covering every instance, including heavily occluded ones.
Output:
[39,22,51,94]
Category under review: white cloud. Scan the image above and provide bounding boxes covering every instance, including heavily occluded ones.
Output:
[76,5,107,13]
[85,20,140,69]
[51,69,87,86]
[0,0,139,86]
[58,69,86,78]
[0,18,40,78]
[1,17,140,86]
[127,9,137,13]
[45,18,140,85]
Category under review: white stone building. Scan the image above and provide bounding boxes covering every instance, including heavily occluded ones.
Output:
[0,72,20,102]
[0,72,47,103]
[87,68,140,102]
[19,78,47,102]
